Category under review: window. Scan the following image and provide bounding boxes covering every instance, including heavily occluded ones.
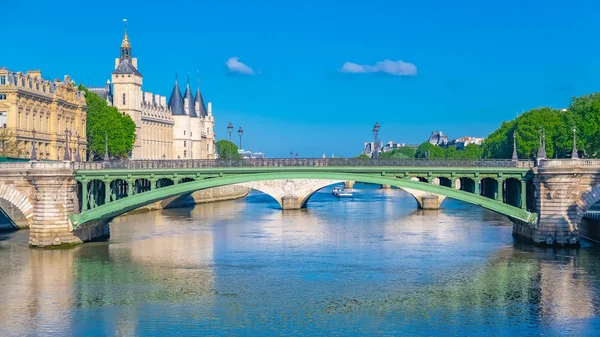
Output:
[0,94,6,100]
[183,130,186,136]
[0,76,5,85]
[184,141,186,147]
[122,93,126,105]
[0,112,6,128]
[184,150,186,158]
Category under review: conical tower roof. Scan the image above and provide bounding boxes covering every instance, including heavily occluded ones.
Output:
[183,75,197,118]
[195,75,208,117]
[168,75,186,116]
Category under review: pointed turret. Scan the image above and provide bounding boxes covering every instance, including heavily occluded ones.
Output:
[168,74,186,115]
[195,74,208,117]
[183,74,197,118]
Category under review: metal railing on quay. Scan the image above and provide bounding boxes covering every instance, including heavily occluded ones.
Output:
[71,158,537,170]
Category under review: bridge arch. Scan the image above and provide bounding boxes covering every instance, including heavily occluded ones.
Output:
[239,179,342,209]
[70,172,537,229]
[0,184,34,229]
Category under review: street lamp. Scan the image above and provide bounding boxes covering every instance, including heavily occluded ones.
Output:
[227,122,233,142]
[30,129,37,161]
[290,151,293,158]
[238,126,243,150]
[511,130,518,161]
[76,132,81,162]
[572,125,579,159]
[64,128,71,161]
[103,135,109,162]
[296,152,298,158]
[372,122,380,158]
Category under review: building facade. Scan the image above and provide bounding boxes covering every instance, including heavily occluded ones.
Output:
[89,28,215,160]
[0,68,87,160]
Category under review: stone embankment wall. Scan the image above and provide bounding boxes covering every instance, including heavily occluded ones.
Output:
[129,185,249,213]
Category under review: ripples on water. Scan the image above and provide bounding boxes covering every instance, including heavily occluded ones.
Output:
[1,184,600,336]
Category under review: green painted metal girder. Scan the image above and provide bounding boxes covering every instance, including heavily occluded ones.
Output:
[70,171,537,229]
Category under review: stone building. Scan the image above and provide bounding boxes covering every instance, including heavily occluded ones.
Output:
[88,27,215,160]
[0,68,87,160]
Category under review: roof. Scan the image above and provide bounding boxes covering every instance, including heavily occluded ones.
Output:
[168,80,186,116]
[112,59,142,76]
[183,85,197,118]
[195,88,208,117]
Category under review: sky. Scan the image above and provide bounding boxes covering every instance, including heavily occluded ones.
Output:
[3,0,600,157]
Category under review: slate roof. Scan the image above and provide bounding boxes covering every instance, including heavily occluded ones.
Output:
[112,59,142,76]
[195,88,208,117]
[183,84,197,118]
[168,80,186,116]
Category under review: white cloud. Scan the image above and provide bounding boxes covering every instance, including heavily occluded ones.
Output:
[226,57,257,75]
[340,60,417,76]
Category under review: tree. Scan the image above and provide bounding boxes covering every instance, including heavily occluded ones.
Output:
[415,142,445,159]
[379,146,416,159]
[215,140,241,159]
[354,153,370,159]
[79,85,136,160]
[0,128,23,158]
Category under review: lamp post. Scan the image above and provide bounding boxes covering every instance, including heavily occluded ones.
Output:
[227,122,234,159]
[103,135,109,162]
[30,129,37,161]
[238,126,243,150]
[63,128,71,161]
[76,132,81,162]
[296,152,298,158]
[290,151,293,158]
[511,130,518,161]
[572,125,579,159]
[536,128,546,160]
[372,122,380,158]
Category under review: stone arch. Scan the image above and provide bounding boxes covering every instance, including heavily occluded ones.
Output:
[568,184,600,232]
[0,184,34,229]
[239,179,343,209]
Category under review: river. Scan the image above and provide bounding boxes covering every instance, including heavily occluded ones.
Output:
[1,184,599,336]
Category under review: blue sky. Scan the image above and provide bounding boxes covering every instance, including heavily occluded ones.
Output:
[4,0,599,157]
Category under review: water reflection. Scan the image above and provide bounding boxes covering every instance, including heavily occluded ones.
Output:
[0,187,599,336]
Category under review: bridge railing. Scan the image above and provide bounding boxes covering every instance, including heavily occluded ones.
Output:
[72,158,536,170]
[538,159,600,168]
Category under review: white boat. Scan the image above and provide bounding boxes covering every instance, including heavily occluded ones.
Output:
[333,186,353,198]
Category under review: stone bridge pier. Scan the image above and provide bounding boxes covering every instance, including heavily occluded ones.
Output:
[239,179,342,209]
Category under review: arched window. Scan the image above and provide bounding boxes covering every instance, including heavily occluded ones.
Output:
[123,93,126,105]
[184,150,186,158]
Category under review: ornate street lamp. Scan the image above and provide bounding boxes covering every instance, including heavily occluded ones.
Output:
[290,151,293,158]
[536,128,546,160]
[295,152,299,158]
[238,126,243,150]
[103,135,110,162]
[572,125,579,159]
[30,129,37,161]
[372,122,380,158]
[511,130,518,161]
[63,128,71,161]
[76,132,81,162]
[227,122,233,142]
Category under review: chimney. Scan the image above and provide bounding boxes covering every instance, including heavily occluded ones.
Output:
[207,102,212,115]
[27,70,42,79]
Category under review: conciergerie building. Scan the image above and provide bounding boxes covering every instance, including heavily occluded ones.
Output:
[89,25,216,160]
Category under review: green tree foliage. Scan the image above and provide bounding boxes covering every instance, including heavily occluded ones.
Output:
[354,153,370,159]
[379,146,416,159]
[481,104,588,159]
[79,85,136,160]
[0,128,24,158]
[215,140,241,159]
[415,142,446,159]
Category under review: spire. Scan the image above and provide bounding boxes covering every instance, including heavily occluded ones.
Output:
[120,19,131,59]
[183,72,197,118]
[511,130,518,161]
[195,72,208,117]
[168,74,186,116]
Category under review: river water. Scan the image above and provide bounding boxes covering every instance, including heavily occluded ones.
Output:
[1,184,600,336]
